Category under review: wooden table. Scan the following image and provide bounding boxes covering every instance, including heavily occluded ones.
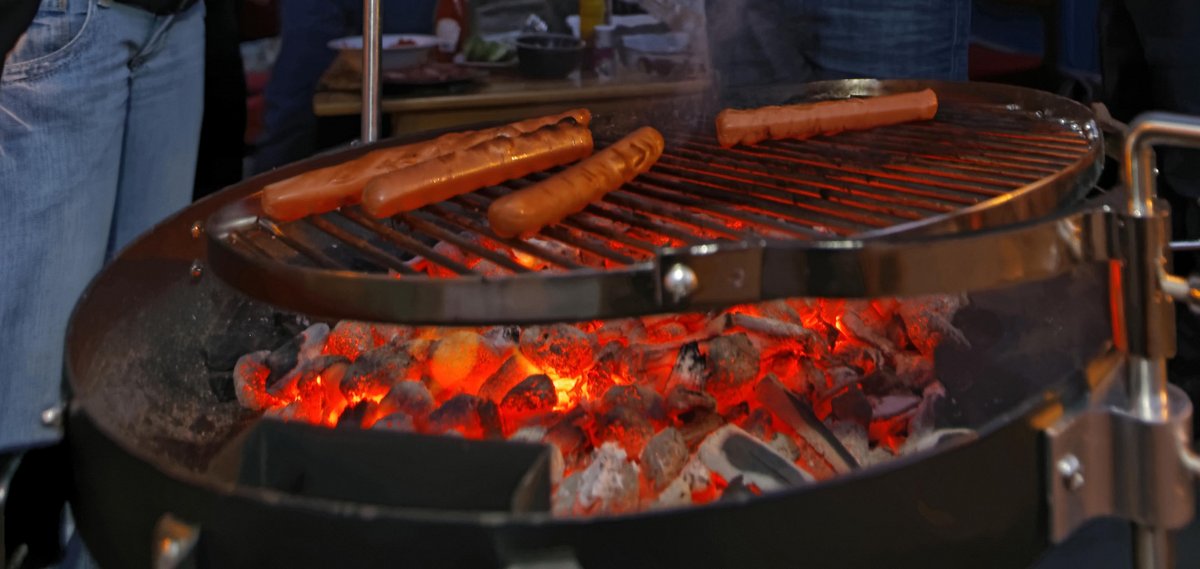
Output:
[313,62,713,137]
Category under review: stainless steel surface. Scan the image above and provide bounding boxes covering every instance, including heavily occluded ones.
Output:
[1045,382,1195,544]
[207,80,1103,324]
[1117,111,1200,569]
[1124,113,1200,218]
[1134,528,1173,569]
[661,263,698,302]
[360,0,381,143]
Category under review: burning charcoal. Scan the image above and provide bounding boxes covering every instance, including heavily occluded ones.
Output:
[678,409,725,448]
[830,385,873,429]
[891,351,936,389]
[291,357,351,425]
[665,385,717,419]
[594,405,655,457]
[722,401,750,425]
[600,385,665,423]
[265,323,330,390]
[825,420,870,466]
[482,325,522,348]
[839,302,898,356]
[509,426,548,442]
[428,330,508,396]
[233,350,273,411]
[595,319,646,346]
[338,401,374,428]
[373,412,416,432]
[324,321,376,360]
[768,433,801,462]
[640,428,688,491]
[703,333,760,395]
[552,472,584,517]
[756,376,860,475]
[519,324,597,378]
[665,341,705,392]
[680,456,712,492]
[471,259,508,277]
[339,344,418,403]
[872,394,921,419]
[379,380,435,421]
[897,294,970,356]
[573,366,616,408]
[831,339,883,376]
[574,442,640,515]
[719,475,760,503]
[908,382,946,439]
[818,366,865,401]
[714,313,828,359]
[478,354,539,403]
[698,424,813,493]
[500,374,558,428]
[739,407,775,442]
[426,394,502,438]
[646,320,691,343]
[546,419,591,469]
[623,343,684,391]
[652,477,692,509]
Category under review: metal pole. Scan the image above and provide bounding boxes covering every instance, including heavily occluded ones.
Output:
[361,0,382,143]
[1129,355,1174,569]
[1121,113,1200,569]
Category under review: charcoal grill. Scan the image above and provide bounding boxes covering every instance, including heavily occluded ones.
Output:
[49,77,1200,569]
[207,80,1102,324]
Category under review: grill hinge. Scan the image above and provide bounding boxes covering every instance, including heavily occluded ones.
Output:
[1044,379,1195,543]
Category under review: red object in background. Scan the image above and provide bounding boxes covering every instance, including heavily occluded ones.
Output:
[433,0,469,61]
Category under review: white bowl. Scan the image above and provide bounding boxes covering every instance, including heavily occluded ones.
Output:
[328,34,438,72]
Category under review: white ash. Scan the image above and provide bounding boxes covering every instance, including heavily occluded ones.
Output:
[679,456,712,492]
[233,350,271,411]
[871,394,921,419]
[698,424,813,492]
[573,442,640,515]
[825,420,870,467]
[652,476,693,510]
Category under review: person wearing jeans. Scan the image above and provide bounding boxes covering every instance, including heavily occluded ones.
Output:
[705,0,971,89]
[0,0,205,454]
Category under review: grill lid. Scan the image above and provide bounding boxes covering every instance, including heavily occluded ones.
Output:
[206,80,1103,324]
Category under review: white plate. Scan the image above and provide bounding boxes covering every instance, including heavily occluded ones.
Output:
[328,34,438,71]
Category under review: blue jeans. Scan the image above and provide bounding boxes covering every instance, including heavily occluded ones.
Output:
[0,0,204,452]
[252,0,436,172]
[706,0,971,88]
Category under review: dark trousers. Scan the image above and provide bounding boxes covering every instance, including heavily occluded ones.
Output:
[194,0,247,199]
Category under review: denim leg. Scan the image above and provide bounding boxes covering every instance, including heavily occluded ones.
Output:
[0,0,127,452]
[108,1,204,253]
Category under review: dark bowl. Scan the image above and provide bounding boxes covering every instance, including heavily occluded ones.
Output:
[516,33,584,79]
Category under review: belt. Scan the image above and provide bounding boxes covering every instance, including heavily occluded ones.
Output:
[113,0,200,16]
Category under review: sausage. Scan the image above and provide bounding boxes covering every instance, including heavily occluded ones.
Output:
[487,126,665,238]
[715,89,938,148]
[362,121,594,218]
[261,108,592,221]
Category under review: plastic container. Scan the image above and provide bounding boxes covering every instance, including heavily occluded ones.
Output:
[593,24,615,80]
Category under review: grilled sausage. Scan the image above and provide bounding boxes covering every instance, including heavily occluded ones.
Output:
[715,89,938,147]
[261,108,592,221]
[487,126,665,238]
[362,121,595,218]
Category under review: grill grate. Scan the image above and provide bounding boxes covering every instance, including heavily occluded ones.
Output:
[206,80,1102,324]
[224,101,1094,278]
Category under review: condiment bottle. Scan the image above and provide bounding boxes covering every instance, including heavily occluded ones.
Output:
[433,0,469,61]
[579,0,606,46]
[594,24,615,80]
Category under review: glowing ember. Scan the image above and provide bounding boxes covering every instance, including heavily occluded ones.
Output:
[238,294,968,515]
